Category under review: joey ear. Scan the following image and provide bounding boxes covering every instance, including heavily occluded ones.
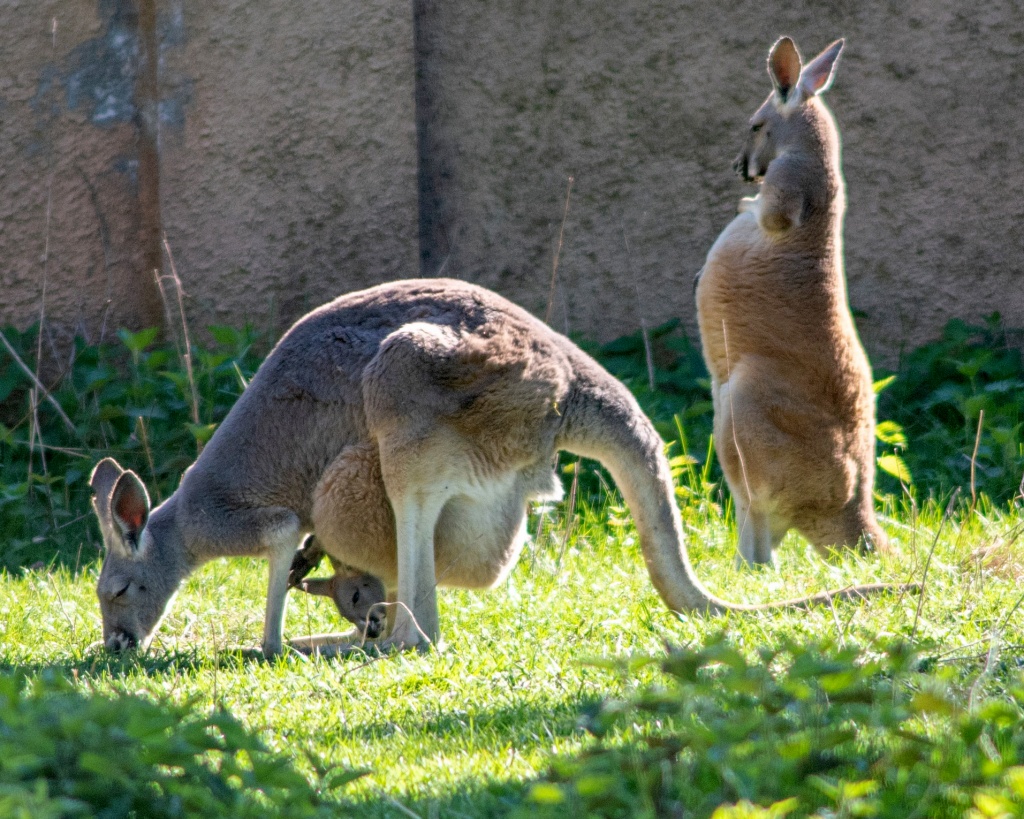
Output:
[798,38,844,97]
[299,578,335,599]
[90,458,125,508]
[110,471,150,551]
[767,36,802,103]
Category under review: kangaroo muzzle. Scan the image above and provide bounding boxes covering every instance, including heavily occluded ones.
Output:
[734,153,762,182]
[105,630,139,651]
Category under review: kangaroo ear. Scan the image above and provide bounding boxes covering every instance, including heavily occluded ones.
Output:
[110,471,151,553]
[798,38,844,97]
[90,458,125,508]
[299,577,334,599]
[768,37,802,103]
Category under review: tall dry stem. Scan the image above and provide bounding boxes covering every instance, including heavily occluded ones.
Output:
[910,488,960,641]
[21,16,64,531]
[544,175,574,326]
[970,409,984,512]
[622,229,655,392]
[556,459,580,568]
[156,236,202,448]
[135,416,162,502]
[0,330,76,434]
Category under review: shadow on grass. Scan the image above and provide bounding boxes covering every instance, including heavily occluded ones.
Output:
[0,639,501,680]
[336,777,535,818]
[329,696,604,819]
[0,648,603,818]
[335,691,600,746]
[0,643,283,680]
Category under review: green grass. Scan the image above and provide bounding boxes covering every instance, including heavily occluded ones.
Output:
[4,481,1024,815]
[2,319,1024,814]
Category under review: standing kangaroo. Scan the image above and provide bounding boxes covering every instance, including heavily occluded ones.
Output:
[695,38,887,565]
[90,279,906,657]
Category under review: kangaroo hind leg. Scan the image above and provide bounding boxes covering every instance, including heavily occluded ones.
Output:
[736,497,786,566]
[373,431,463,652]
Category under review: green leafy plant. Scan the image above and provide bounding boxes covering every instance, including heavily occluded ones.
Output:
[521,636,1024,818]
[577,319,719,509]
[581,319,715,449]
[1,313,1021,575]
[873,377,914,489]
[0,670,360,817]
[0,324,265,571]
[877,315,1024,504]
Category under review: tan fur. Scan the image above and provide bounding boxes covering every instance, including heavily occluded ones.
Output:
[89,279,910,658]
[695,37,887,565]
[311,441,551,590]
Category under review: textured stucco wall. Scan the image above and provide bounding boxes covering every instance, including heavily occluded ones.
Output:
[158,0,418,333]
[415,0,1024,362]
[0,1,164,338]
[1,1,1022,362]
[0,0,417,339]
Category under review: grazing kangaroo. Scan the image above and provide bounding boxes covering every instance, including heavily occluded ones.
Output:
[90,279,907,657]
[694,37,888,565]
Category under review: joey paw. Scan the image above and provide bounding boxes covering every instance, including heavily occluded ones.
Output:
[373,634,433,655]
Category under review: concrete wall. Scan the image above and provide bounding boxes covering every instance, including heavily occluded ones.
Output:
[158,0,418,332]
[415,0,1024,361]
[0,1,164,337]
[1,0,1022,362]
[0,0,417,341]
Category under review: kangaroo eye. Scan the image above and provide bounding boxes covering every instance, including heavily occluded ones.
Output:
[751,123,764,133]
[351,589,361,605]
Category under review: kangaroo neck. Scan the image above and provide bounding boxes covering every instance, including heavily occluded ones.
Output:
[147,493,200,574]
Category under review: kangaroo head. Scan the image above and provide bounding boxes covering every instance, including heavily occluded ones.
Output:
[90,458,186,651]
[301,572,388,639]
[733,37,844,182]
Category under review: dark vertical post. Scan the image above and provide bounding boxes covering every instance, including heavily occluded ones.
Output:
[134,0,166,329]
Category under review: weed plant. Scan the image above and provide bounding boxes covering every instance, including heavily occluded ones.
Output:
[0,324,265,571]
[877,315,1024,504]
[0,669,357,816]
[522,636,1024,818]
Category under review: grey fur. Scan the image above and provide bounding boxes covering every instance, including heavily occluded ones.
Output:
[89,279,910,657]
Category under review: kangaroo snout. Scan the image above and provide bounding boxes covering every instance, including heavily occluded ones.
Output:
[104,630,139,651]
[733,152,763,183]
[364,606,386,640]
